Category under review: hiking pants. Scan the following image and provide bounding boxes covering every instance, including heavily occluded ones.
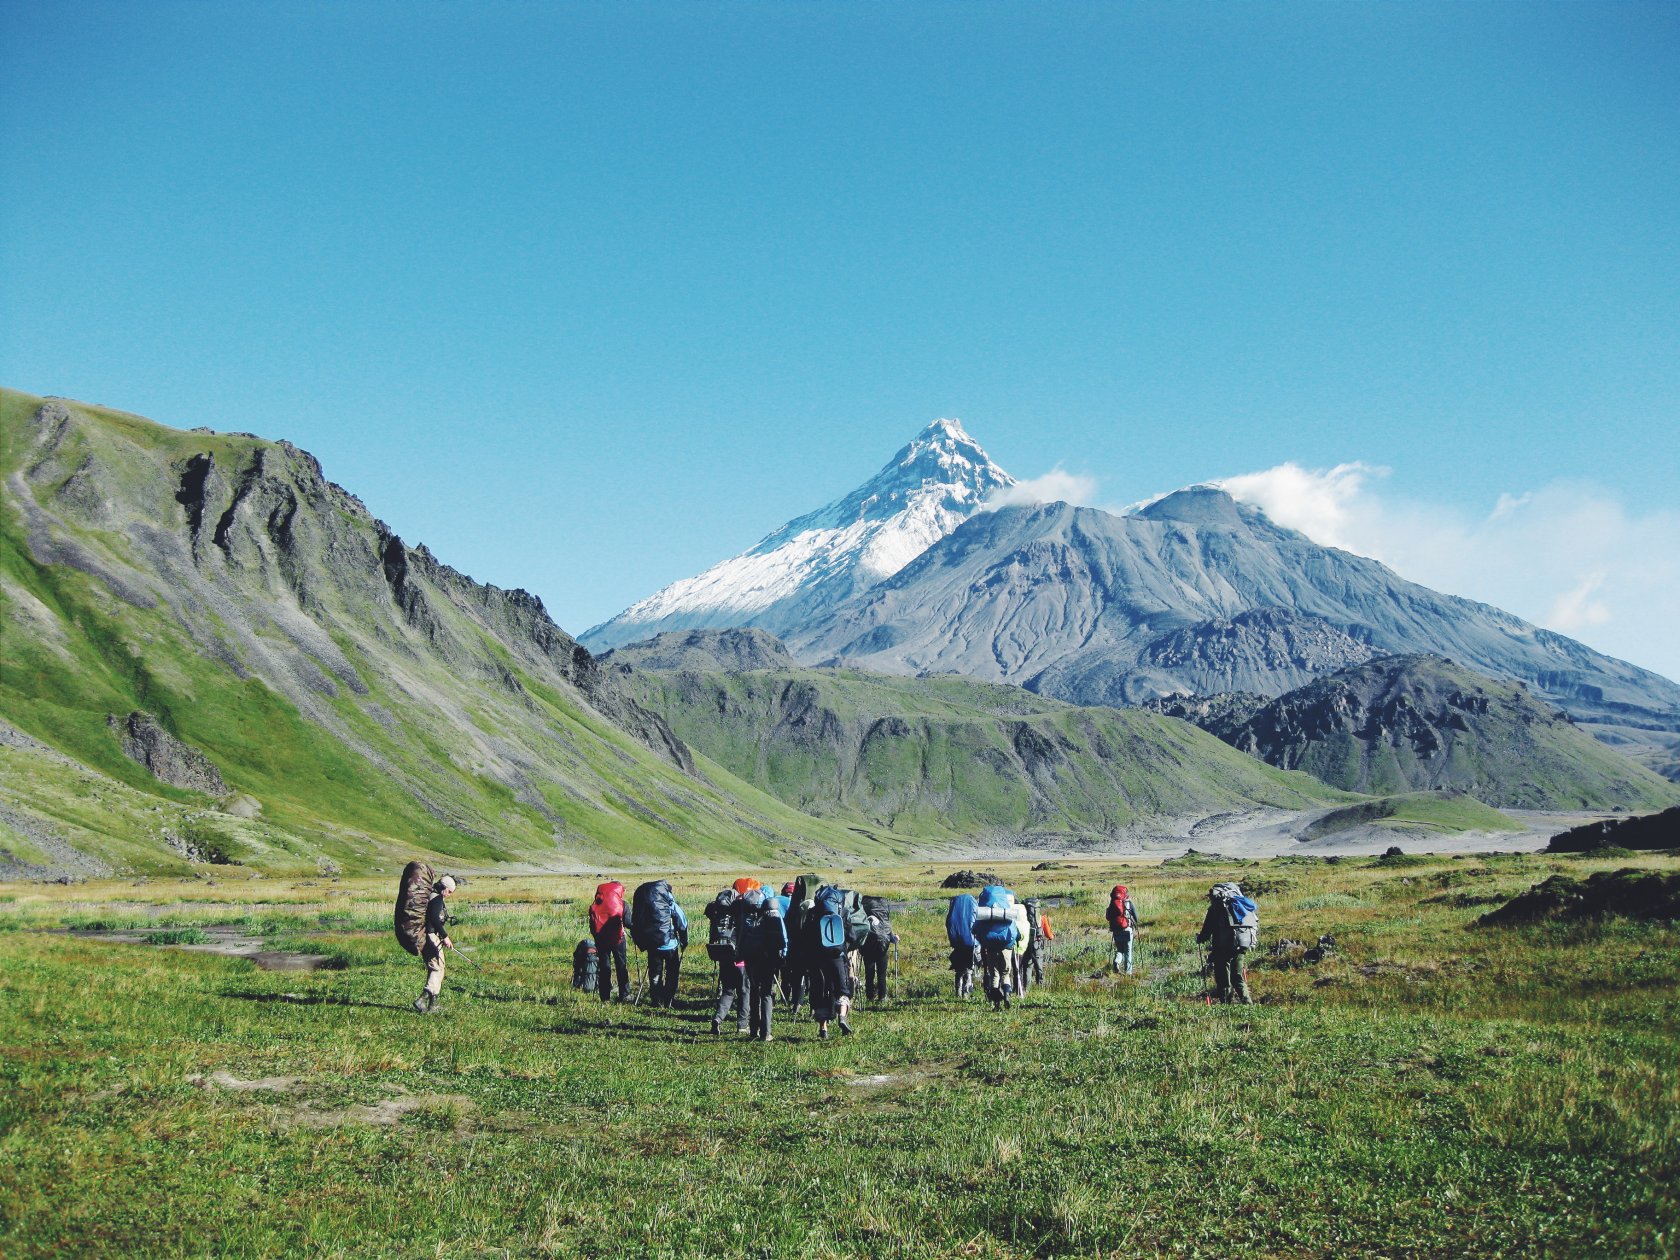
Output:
[981,945,1013,1007]
[1112,928,1135,975]
[648,949,681,1007]
[422,933,445,997]
[783,952,807,1012]
[951,946,977,998]
[809,953,853,1022]
[746,957,779,1038]
[714,961,749,1030]
[596,936,629,1001]
[1024,943,1047,985]
[1211,948,1252,1004]
[862,949,888,1001]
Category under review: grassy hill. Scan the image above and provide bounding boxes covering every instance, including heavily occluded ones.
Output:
[615,657,1348,838]
[0,389,878,875]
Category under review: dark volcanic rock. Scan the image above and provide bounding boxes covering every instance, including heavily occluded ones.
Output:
[1548,806,1680,854]
[941,869,1002,889]
[1142,691,1270,743]
[110,712,229,795]
[1479,869,1680,926]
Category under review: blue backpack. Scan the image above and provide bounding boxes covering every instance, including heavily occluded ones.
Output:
[946,893,978,949]
[813,885,848,956]
[975,885,1018,949]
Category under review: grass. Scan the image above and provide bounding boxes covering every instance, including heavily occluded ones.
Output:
[3,850,1677,1257]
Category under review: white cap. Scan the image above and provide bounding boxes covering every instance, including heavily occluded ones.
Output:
[438,875,457,892]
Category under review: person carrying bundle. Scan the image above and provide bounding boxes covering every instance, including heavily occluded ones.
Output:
[705,887,748,1035]
[589,881,631,1002]
[738,885,788,1041]
[973,884,1019,1011]
[632,879,688,1008]
[946,892,980,998]
[782,872,823,1013]
[859,895,898,1003]
[1106,884,1140,976]
[1022,898,1054,987]
[394,863,458,1015]
[805,883,865,1038]
[1197,882,1259,1005]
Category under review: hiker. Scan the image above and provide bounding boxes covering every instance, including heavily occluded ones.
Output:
[571,937,599,994]
[738,885,788,1041]
[859,896,898,1003]
[805,883,860,1038]
[974,885,1018,1011]
[1008,896,1032,995]
[589,880,631,1002]
[946,892,980,998]
[1106,884,1140,976]
[782,872,822,1013]
[632,879,689,1008]
[705,887,748,1035]
[1022,898,1054,987]
[1196,882,1259,1004]
[414,874,456,1014]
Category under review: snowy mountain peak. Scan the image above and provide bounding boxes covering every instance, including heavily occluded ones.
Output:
[581,419,1015,651]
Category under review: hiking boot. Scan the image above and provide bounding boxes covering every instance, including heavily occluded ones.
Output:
[838,1017,854,1036]
[737,1024,750,1036]
[818,1026,829,1040]
[412,996,430,1014]
[761,1034,773,1043]
[710,1020,721,1036]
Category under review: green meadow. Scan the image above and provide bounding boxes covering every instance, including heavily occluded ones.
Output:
[2,850,1677,1258]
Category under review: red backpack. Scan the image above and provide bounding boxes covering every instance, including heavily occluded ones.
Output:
[590,881,626,945]
[1107,885,1131,930]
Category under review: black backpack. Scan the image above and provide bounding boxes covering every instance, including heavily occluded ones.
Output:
[631,880,677,951]
[738,888,781,960]
[861,895,894,957]
[1022,898,1042,949]
[705,889,740,962]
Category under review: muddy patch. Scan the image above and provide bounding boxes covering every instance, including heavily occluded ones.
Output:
[190,1070,300,1093]
[291,1090,476,1130]
[69,924,341,972]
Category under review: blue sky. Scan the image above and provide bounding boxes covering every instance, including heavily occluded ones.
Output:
[3,2,1678,676]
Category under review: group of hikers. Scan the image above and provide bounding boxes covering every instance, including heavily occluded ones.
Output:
[396,862,1263,1026]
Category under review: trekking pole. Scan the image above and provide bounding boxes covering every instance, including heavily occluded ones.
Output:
[446,942,479,968]
[1200,949,1211,1005]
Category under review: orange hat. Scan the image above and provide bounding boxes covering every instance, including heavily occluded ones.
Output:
[733,877,762,895]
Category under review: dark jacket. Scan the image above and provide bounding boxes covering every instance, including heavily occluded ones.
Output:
[1196,902,1233,951]
[426,892,451,939]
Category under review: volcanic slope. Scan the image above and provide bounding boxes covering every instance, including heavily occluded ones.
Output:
[780,490,1680,744]
[582,417,1014,650]
[1214,655,1680,811]
[0,389,873,876]
[605,633,1347,840]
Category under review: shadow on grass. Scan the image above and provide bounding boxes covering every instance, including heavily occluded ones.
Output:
[222,989,411,1012]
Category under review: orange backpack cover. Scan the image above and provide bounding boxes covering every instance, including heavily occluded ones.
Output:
[590,881,626,944]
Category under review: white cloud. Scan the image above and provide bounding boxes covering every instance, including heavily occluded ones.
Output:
[983,467,1099,511]
[1214,461,1680,682]
[1216,461,1386,550]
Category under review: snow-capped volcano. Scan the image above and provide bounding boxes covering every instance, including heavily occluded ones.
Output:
[582,418,1015,651]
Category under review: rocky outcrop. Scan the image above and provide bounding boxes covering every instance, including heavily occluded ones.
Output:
[109,712,229,795]
[1213,656,1680,810]
[1547,805,1680,853]
[599,627,798,675]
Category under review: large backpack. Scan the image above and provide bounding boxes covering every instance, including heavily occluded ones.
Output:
[1107,885,1132,930]
[862,895,894,956]
[572,938,598,992]
[1022,898,1042,949]
[812,884,849,957]
[946,893,978,950]
[1212,883,1259,951]
[590,881,626,945]
[631,880,678,951]
[840,888,871,951]
[738,887,785,960]
[975,885,1018,949]
[705,889,740,962]
[394,860,435,956]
